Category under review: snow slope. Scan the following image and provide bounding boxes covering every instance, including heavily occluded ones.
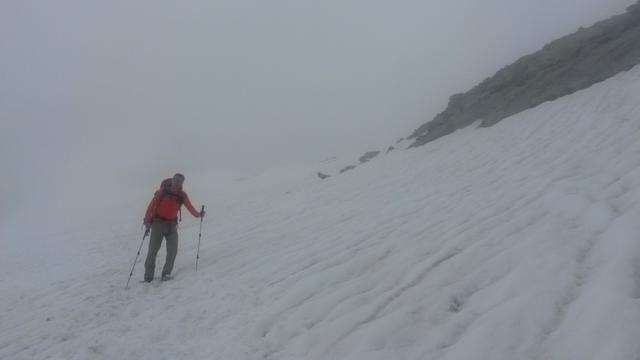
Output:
[3,66,640,360]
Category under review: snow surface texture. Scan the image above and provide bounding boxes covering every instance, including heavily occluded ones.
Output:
[3,67,640,360]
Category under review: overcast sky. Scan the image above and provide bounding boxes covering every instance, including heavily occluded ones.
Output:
[0,0,635,235]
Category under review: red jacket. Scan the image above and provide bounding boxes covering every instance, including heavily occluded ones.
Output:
[144,189,200,223]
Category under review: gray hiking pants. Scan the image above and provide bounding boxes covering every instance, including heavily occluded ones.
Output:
[144,219,178,281]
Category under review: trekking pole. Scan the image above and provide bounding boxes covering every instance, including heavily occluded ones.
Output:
[125,228,149,289]
[196,205,205,272]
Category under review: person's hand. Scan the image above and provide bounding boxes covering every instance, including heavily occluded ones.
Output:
[144,222,151,235]
[199,209,206,218]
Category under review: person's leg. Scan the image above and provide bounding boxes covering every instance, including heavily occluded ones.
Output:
[162,223,179,277]
[144,222,165,281]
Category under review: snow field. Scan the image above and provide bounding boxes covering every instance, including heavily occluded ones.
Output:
[2,66,640,359]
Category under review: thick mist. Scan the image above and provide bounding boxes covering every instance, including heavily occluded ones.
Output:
[0,0,634,239]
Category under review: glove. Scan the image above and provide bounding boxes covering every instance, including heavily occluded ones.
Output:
[199,209,206,218]
[144,222,151,235]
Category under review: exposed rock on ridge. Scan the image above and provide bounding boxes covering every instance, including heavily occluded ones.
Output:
[409,1,640,147]
[359,151,380,163]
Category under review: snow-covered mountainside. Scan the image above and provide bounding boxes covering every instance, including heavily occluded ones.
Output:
[3,66,640,360]
[409,1,640,147]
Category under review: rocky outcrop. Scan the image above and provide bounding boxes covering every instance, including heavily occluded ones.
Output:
[409,1,640,147]
[359,151,380,163]
[340,165,357,173]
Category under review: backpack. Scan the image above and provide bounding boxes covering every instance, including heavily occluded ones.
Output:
[157,178,184,221]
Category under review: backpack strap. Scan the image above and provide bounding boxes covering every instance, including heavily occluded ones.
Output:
[177,191,183,222]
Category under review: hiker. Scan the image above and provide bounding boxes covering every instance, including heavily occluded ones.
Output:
[142,173,205,282]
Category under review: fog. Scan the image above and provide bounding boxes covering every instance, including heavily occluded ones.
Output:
[0,0,634,238]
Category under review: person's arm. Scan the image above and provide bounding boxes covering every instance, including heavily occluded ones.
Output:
[182,192,202,218]
[144,191,161,224]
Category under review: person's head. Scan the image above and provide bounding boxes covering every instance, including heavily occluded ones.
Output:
[171,173,185,192]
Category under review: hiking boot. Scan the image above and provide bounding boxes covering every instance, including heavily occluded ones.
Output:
[144,277,153,283]
[161,274,172,281]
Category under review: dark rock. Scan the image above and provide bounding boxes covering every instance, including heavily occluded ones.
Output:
[387,146,395,153]
[317,172,330,180]
[409,2,640,147]
[340,165,357,173]
[359,151,380,163]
